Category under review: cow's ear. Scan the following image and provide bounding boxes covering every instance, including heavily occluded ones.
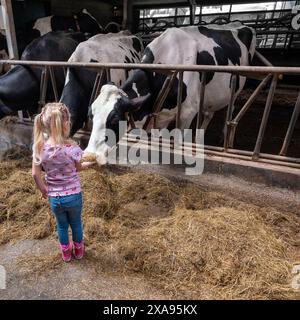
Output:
[129,93,151,112]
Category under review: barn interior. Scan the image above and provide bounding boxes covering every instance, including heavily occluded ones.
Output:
[2,1,300,61]
[0,0,299,168]
[0,1,300,300]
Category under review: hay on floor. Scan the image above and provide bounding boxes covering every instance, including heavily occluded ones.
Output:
[0,153,299,299]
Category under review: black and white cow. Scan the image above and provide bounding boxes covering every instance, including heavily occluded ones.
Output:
[14,9,102,57]
[32,9,103,37]
[84,22,256,163]
[0,31,85,119]
[60,31,143,135]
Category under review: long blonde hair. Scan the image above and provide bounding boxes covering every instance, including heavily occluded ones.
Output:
[32,102,75,164]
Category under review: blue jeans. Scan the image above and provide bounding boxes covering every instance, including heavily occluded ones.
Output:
[49,192,83,245]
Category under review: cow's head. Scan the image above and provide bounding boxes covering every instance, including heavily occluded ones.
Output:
[84,83,151,164]
[76,9,103,35]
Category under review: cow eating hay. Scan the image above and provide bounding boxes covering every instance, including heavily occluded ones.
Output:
[85,21,256,164]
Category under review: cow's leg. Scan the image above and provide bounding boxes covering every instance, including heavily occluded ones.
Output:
[200,112,214,130]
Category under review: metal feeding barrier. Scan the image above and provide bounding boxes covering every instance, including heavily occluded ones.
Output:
[1,58,300,170]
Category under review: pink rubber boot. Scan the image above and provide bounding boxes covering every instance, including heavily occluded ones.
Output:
[73,241,84,260]
[60,242,72,262]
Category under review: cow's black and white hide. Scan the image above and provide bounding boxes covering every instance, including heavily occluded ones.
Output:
[84,22,256,163]
[15,9,102,56]
[60,31,143,135]
[0,31,85,119]
[32,9,103,37]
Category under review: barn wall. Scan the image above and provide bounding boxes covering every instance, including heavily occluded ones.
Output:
[50,0,113,27]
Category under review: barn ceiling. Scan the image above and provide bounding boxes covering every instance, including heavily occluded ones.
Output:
[132,0,281,7]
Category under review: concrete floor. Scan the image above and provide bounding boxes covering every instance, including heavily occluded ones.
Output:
[0,238,170,300]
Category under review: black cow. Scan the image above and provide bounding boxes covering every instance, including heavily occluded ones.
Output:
[0,31,85,119]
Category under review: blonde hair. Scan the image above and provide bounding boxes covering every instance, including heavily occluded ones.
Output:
[32,102,76,164]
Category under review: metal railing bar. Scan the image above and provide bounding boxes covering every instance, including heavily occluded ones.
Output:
[224,74,237,150]
[143,71,178,131]
[196,71,206,130]
[39,66,49,111]
[124,134,300,169]
[176,71,184,129]
[48,66,58,102]
[228,73,272,148]
[253,74,278,159]
[1,60,300,75]
[279,92,300,156]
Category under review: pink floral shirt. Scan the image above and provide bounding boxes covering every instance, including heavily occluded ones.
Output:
[40,143,83,197]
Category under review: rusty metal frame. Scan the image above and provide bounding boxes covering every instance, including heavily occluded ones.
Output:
[224,74,237,151]
[279,92,300,156]
[143,71,178,131]
[1,59,300,169]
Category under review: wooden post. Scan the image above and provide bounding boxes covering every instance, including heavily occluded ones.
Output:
[1,0,19,59]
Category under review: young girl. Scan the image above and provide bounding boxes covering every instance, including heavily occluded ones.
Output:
[32,102,95,262]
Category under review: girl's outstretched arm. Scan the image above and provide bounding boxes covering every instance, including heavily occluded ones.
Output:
[75,161,97,172]
[32,162,48,199]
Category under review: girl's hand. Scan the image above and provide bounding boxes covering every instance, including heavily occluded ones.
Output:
[81,161,97,169]
[40,187,48,199]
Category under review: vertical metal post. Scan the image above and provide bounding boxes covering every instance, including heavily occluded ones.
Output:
[228,4,232,21]
[49,66,58,102]
[122,0,128,29]
[253,74,278,159]
[89,70,103,107]
[143,71,178,131]
[17,110,23,120]
[228,73,272,148]
[279,92,300,156]
[196,72,206,129]
[174,8,178,26]
[1,0,19,59]
[63,67,67,79]
[39,66,49,111]
[224,75,237,150]
[106,68,111,82]
[127,113,136,130]
[199,5,202,23]
[176,71,183,129]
